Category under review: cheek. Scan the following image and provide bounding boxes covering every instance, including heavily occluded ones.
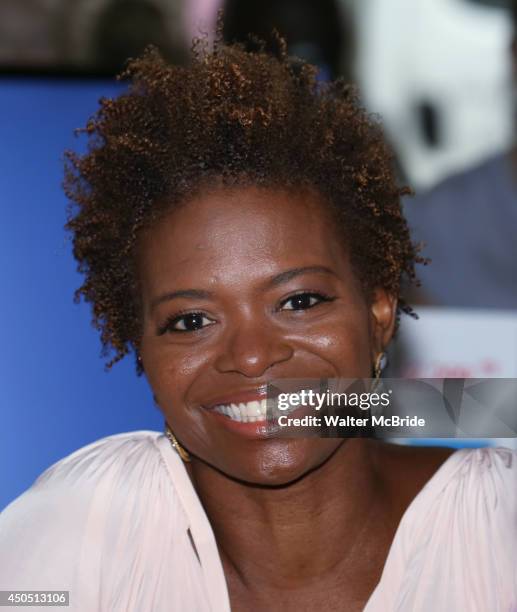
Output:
[289,308,373,378]
[140,339,208,409]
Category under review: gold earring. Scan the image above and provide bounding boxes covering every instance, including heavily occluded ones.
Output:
[371,352,387,391]
[374,352,385,379]
[164,423,191,462]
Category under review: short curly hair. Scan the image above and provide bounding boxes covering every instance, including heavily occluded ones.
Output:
[64,34,423,375]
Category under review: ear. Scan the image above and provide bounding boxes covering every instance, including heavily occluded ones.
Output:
[369,288,398,359]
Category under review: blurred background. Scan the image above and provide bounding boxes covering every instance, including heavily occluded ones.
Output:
[1,0,516,509]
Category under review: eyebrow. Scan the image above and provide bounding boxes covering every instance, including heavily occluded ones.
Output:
[149,265,337,313]
[150,289,214,313]
[265,265,337,288]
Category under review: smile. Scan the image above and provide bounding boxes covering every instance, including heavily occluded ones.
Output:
[212,399,268,422]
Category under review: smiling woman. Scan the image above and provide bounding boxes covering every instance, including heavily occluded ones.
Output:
[137,185,397,487]
[0,31,516,612]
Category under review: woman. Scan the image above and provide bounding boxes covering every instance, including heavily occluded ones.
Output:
[0,36,515,611]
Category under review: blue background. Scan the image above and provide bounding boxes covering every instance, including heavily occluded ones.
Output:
[0,78,163,511]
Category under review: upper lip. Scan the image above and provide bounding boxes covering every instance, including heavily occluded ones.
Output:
[202,385,276,409]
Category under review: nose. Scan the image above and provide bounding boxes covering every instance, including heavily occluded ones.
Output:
[214,317,294,378]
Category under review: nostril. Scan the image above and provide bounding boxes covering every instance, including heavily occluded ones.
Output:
[214,336,294,376]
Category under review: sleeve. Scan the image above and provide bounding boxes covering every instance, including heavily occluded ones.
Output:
[0,443,106,610]
[0,431,184,612]
[365,446,517,612]
[469,447,517,609]
[0,469,90,590]
[411,446,517,612]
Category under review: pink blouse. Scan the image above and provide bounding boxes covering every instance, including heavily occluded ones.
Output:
[0,431,515,611]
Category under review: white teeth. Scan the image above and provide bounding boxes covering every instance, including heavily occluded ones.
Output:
[213,398,268,422]
[248,400,261,416]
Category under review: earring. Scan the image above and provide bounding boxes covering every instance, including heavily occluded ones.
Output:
[374,352,387,379]
[371,352,387,392]
[164,423,191,462]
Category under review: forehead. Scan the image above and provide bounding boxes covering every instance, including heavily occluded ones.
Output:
[137,185,352,291]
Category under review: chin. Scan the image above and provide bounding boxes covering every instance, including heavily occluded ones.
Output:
[220,439,338,488]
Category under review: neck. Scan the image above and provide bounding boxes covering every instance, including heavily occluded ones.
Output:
[188,439,389,590]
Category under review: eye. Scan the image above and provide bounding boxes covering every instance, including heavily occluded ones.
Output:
[157,312,215,335]
[279,292,335,311]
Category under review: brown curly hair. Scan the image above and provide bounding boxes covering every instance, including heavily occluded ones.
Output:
[64,34,423,375]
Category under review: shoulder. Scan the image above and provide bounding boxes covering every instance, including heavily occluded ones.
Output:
[413,446,517,529]
[371,447,517,610]
[0,433,214,608]
[3,431,166,508]
[440,445,516,502]
[453,444,516,481]
[385,445,517,564]
[0,429,165,505]
[413,447,516,585]
[0,430,174,524]
[445,446,517,523]
[0,431,188,590]
[30,430,165,488]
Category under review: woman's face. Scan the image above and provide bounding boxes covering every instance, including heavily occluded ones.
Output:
[138,185,396,485]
